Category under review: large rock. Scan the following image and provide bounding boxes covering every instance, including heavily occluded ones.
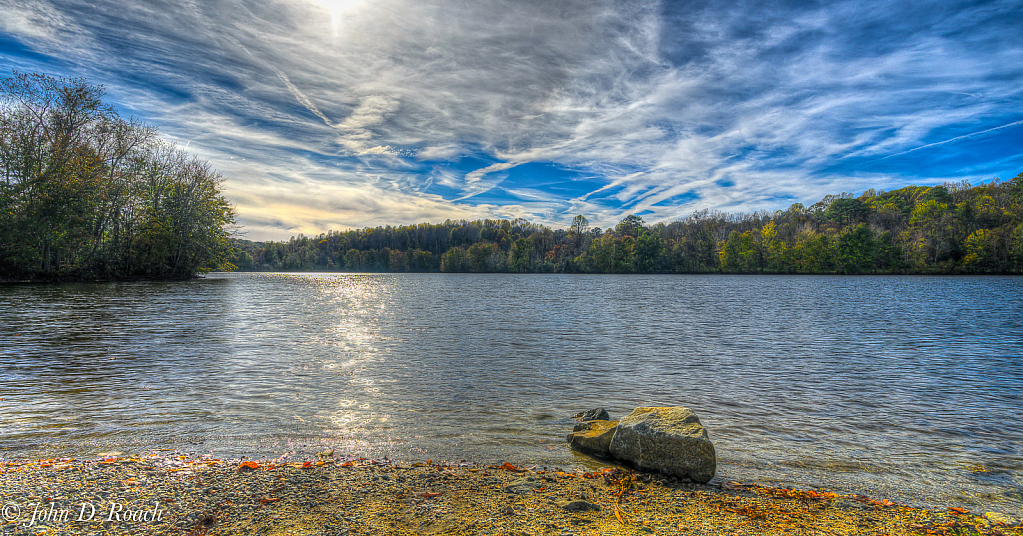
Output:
[572,407,610,422]
[566,419,619,457]
[608,407,716,483]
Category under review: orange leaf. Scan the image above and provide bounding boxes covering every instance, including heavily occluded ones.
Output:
[421,492,442,499]
[302,461,313,468]
[259,497,280,504]
[949,507,968,515]
[497,462,527,473]
[239,461,261,469]
[613,502,626,524]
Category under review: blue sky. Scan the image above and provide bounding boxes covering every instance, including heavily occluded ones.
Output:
[1,0,1021,240]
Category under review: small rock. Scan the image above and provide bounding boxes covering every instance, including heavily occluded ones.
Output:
[984,512,1020,526]
[572,408,610,422]
[567,420,619,457]
[502,476,540,495]
[558,500,600,512]
[608,406,716,483]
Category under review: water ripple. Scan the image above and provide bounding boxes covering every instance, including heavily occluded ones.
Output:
[1,273,1021,515]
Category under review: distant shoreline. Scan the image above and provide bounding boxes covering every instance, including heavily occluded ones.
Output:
[5,271,1021,286]
[218,270,1023,276]
[0,274,205,285]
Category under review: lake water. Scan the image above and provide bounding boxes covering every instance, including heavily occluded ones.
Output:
[1,273,1021,515]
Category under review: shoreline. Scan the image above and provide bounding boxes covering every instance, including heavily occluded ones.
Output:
[2,454,1019,535]
[0,274,204,285]
[6,272,1023,285]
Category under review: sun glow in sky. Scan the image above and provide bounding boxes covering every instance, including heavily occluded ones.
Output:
[0,0,1020,240]
[309,0,364,27]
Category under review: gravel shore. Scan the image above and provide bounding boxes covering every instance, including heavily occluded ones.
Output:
[1,455,1019,535]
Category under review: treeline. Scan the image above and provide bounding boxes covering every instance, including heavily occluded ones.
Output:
[0,72,234,281]
[230,175,1023,275]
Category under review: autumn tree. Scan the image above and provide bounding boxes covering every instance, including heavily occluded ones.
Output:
[0,71,234,280]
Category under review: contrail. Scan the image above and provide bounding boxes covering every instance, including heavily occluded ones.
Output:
[272,67,336,128]
[453,162,520,201]
[224,35,338,130]
[878,118,1023,161]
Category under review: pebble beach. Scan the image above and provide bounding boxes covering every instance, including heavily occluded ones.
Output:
[1,454,1020,536]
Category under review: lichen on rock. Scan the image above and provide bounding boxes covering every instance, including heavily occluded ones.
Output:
[566,419,619,457]
[608,406,716,483]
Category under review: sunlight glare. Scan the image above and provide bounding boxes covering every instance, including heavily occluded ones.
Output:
[310,0,364,27]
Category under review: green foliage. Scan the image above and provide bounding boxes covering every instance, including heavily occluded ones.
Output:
[615,214,645,238]
[826,198,869,226]
[0,71,234,280]
[836,224,875,274]
[440,246,468,272]
[634,231,662,272]
[962,229,999,273]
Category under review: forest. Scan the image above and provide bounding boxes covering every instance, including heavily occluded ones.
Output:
[229,175,1023,275]
[0,72,234,281]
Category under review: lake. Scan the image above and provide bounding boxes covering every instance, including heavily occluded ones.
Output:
[1,273,1021,515]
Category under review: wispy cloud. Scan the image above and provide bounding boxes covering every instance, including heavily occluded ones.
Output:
[1,0,1020,239]
[273,67,336,128]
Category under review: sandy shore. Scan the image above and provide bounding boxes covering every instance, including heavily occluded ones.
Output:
[1,455,1019,536]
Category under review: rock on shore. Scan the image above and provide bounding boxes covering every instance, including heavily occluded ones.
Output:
[607,406,716,483]
[566,420,619,457]
[571,407,610,422]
